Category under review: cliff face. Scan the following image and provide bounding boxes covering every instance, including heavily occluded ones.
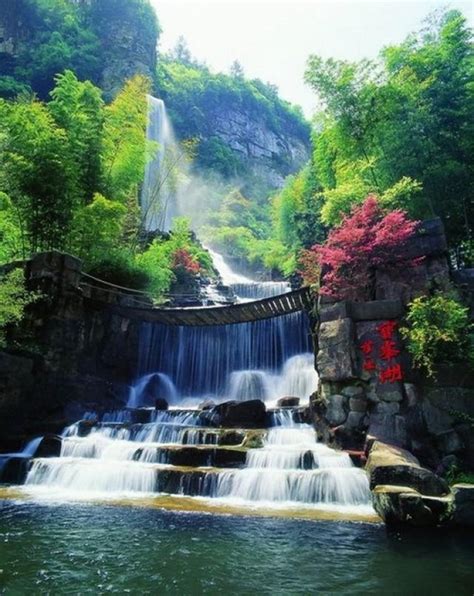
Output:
[87,0,158,100]
[208,106,309,188]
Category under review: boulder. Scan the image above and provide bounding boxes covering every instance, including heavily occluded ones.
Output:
[155,398,168,411]
[368,413,407,447]
[435,430,464,455]
[349,397,368,412]
[277,397,300,408]
[452,484,474,526]
[341,386,364,398]
[374,402,400,415]
[36,434,62,457]
[199,400,216,411]
[372,485,454,527]
[325,394,348,426]
[367,441,449,497]
[210,400,266,428]
[370,464,449,497]
[345,411,366,429]
[380,390,403,403]
[404,383,418,407]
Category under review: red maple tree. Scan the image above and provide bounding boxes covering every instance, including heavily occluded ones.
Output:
[172,248,201,275]
[300,196,419,301]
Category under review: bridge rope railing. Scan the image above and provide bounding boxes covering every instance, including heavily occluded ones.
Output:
[79,271,313,326]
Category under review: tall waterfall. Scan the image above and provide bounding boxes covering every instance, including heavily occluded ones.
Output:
[142,96,184,231]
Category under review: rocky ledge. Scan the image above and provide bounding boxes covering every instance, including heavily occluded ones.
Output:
[367,440,474,527]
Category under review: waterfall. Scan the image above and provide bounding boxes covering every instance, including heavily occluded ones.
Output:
[23,409,372,511]
[130,249,318,407]
[142,96,184,231]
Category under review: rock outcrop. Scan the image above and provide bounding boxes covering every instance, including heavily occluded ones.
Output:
[368,441,473,528]
[311,218,474,472]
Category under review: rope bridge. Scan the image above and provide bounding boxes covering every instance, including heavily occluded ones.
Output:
[80,273,313,326]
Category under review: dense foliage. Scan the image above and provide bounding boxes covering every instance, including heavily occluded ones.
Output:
[0,269,39,346]
[0,0,159,100]
[302,10,473,260]
[0,70,211,300]
[400,293,474,378]
[300,196,419,300]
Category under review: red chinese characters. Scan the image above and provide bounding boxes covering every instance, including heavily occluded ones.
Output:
[359,320,403,384]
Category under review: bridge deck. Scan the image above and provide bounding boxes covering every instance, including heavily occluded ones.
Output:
[82,281,313,326]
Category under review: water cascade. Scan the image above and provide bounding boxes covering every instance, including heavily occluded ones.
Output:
[22,408,371,511]
[0,250,373,515]
[141,96,184,231]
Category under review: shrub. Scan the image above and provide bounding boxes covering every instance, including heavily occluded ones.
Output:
[300,196,419,300]
[0,268,39,346]
[400,293,474,378]
[87,251,151,291]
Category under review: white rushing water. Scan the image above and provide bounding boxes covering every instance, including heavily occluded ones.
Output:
[18,219,372,514]
[24,407,372,513]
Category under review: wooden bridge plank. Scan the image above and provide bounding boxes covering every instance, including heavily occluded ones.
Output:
[93,287,312,327]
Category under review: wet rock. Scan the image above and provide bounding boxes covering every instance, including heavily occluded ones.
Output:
[0,455,29,484]
[219,430,245,446]
[199,400,216,411]
[277,397,300,408]
[210,400,266,428]
[326,394,348,426]
[372,485,454,527]
[452,484,474,526]
[154,446,246,468]
[155,398,169,411]
[36,434,62,457]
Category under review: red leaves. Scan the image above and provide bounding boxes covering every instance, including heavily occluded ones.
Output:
[171,249,200,275]
[300,196,419,300]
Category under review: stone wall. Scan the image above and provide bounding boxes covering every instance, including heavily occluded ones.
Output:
[0,252,144,450]
[311,219,474,472]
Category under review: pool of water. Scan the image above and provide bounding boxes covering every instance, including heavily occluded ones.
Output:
[0,500,473,595]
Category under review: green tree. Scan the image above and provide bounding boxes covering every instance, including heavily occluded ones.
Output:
[0,268,38,346]
[304,9,473,254]
[49,70,104,204]
[0,97,76,252]
[102,75,151,203]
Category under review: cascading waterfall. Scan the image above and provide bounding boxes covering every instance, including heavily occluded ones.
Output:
[23,408,372,511]
[141,96,185,231]
[129,249,317,407]
[4,236,372,514]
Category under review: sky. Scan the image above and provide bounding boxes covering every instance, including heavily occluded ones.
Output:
[151,0,473,117]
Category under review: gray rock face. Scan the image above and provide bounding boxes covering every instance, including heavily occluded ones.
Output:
[349,397,368,412]
[452,484,474,526]
[325,394,348,426]
[317,318,357,382]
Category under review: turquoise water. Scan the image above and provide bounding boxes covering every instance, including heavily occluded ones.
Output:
[0,501,473,595]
